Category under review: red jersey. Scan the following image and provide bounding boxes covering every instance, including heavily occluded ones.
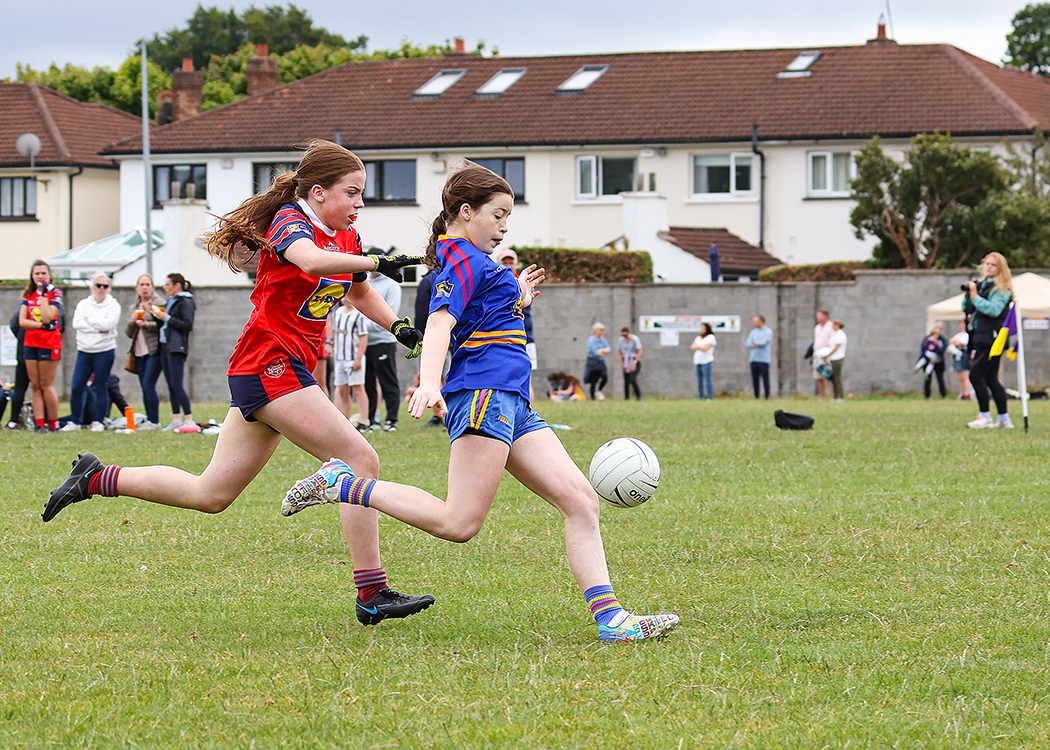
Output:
[227,203,367,376]
[22,286,63,350]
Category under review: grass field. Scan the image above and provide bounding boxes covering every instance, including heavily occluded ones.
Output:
[4,395,1050,748]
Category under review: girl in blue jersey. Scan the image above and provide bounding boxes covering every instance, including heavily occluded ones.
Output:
[285,165,679,643]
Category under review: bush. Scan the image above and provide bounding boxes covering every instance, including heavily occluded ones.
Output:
[510,247,652,283]
[758,262,866,282]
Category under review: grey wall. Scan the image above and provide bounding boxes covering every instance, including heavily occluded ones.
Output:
[3,269,1046,411]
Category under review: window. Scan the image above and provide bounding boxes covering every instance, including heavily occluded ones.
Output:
[576,156,635,199]
[414,70,466,97]
[253,162,297,194]
[558,65,608,92]
[0,177,36,219]
[475,68,527,96]
[808,152,855,196]
[691,154,753,197]
[471,158,525,200]
[363,160,416,204]
[154,164,206,206]
[778,51,823,78]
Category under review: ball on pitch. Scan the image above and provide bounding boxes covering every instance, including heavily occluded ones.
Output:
[588,437,661,508]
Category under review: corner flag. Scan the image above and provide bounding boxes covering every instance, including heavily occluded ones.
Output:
[990,303,1017,359]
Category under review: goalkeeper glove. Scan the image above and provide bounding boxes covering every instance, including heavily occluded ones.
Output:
[368,252,422,283]
[391,317,423,359]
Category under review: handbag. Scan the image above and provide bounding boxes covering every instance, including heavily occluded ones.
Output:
[124,351,137,375]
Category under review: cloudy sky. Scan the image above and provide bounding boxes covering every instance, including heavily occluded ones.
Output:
[1,0,1027,79]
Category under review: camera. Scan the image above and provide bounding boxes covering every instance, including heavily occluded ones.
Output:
[960,278,978,292]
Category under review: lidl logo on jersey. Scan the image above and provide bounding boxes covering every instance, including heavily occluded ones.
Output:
[435,281,454,298]
[299,278,350,321]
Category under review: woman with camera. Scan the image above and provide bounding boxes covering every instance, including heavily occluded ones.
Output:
[963,253,1015,429]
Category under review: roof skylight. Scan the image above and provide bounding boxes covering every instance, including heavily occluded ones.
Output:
[777,51,823,78]
[414,69,467,97]
[475,67,527,96]
[557,64,609,92]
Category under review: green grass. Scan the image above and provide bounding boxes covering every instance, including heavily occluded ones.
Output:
[3,396,1050,748]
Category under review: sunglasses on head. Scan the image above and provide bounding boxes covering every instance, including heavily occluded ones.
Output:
[95,283,110,289]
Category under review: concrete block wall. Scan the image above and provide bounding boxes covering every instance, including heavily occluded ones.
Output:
[2,269,1047,413]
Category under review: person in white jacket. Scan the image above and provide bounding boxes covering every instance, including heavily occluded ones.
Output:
[62,273,122,431]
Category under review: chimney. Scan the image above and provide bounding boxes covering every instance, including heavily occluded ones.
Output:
[171,58,203,121]
[876,14,887,40]
[454,37,465,54]
[247,43,279,96]
[156,90,174,126]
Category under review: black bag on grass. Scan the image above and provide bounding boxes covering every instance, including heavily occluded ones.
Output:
[774,410,814,430]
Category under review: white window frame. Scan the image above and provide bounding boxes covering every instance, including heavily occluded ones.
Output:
[807,151,857,197]
[689,153,755,202]
[575,155,635,201]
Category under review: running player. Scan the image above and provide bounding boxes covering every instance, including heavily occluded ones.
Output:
[44,140,433,626]
[284,165,679,643]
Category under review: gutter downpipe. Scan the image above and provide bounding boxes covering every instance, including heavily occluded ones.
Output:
[68,166,83,250]
[751,123,765,249]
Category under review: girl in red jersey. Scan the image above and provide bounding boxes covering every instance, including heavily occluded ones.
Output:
[20,260,63,432]
[45,140,432,626]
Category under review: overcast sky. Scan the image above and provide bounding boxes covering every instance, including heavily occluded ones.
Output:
[1,0,1027,80]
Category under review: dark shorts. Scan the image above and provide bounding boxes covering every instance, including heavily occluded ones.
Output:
[24,346,60,361]
[444,388,547,447]
[228,356,316,422]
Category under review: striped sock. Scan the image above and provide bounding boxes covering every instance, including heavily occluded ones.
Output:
[585,584,626,627]
[338,475,376,507]
[87,465,121,497]
[354,568,388,601]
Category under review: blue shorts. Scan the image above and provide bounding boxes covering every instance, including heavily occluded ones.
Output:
[24,346,60,361]
[228,356,316,421]
[444,388,547,447]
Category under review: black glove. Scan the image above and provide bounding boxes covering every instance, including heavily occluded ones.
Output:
[369,252,422,283]
[390,317,423,359]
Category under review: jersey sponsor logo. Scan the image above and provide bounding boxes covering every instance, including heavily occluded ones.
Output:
[497,414,510,426]
[264,358,286,378]
[435,280,454,298]
[298,278,351,321]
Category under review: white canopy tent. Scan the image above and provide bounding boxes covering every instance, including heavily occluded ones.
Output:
[926,272,1050,432]
[926,272,1050,331]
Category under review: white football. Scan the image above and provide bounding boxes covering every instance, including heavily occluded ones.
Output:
[588,437,661,508]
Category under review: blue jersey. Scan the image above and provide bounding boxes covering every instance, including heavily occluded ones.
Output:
[430,236,532,402]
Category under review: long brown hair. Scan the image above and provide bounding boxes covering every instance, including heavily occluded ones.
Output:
[204,140,365,272]
[980,252,1015,301]
[424,164,513,268]
[22,259,52,298]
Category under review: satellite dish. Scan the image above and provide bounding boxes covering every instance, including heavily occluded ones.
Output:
[16,132,42,170]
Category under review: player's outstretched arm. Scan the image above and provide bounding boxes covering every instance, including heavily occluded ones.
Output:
[516,264,546,309]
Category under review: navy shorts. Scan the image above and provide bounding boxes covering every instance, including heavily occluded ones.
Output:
[24,346,60,361]
[228,356,316,422]
[444,388,547,448]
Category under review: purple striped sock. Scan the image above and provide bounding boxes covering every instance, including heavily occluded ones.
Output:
[585,584,625,627]
[339,475,376,507]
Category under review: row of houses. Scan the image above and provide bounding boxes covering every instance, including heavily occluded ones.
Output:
[3,21,1050,286]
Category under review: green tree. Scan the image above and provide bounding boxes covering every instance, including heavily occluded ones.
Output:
[147,3,362,72]
[1005,3,1050,76]
[850,134,1006,268]
[16,57,171,119]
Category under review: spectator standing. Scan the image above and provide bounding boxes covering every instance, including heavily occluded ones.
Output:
[827,319,847,401]
[617,326,643,400]
[125,274,167,429]
[964,252,1015,429]
[20,259,63,432]
[948,319,974,400]
[154,273,195,432]
[690,322,716,401]
[745,316,773,399]
[919,323,948,399]
[813,310,834,400]
[583,322,610,400]
[364,259,402,431]
[5,304,29,429]
[63,273,121,431]
[332,295,370,431]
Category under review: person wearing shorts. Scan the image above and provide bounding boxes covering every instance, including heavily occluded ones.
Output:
[45,140,433,626]
[20,260,63,431]
[285,165,679,643]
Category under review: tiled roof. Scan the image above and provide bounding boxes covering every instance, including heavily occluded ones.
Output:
[658,227,782,274]
[0,83,141,168]
[105,40,1050,156]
